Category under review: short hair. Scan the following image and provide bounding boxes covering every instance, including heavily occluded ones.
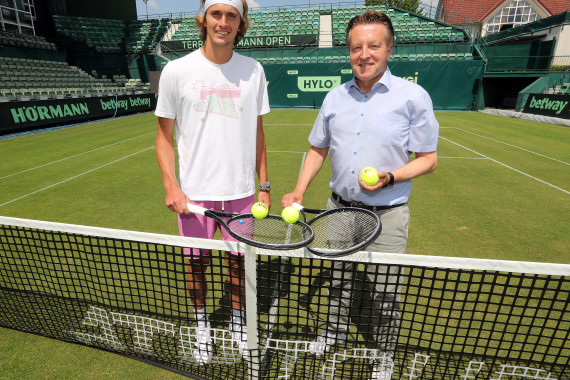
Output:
[194,0,250,46]
[345,10,395,48]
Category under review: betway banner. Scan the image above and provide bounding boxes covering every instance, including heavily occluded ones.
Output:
[0,94,157,134]
[523,93,570,119]
[162,34,317,51]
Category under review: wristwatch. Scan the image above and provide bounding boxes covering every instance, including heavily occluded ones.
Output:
[259,181,271,192]
[383,172,394,188]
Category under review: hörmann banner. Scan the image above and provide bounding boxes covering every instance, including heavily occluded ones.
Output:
[0,94,157,134]
[523,94,570,119]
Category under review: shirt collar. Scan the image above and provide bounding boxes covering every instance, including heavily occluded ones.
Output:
[348,66,393,94]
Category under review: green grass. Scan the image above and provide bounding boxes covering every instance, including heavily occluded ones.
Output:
[0,110,569,379]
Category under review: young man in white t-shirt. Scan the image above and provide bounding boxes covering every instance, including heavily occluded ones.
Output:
[155,0,270,364]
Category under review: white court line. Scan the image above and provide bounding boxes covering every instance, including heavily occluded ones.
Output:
[265,124,313,126]
[440,137,569,195]
[438,157,488,159]
[0,132,156,181]
[268,150,307,154]
[0,147,155,207]
[299,152,308,177]
[441,127,569,165]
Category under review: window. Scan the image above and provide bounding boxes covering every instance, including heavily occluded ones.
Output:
[0,0,34,33]
[485,0,541,35]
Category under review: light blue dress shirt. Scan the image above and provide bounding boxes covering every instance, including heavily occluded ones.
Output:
[309,67,439,206]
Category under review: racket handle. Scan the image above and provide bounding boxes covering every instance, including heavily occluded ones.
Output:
[291,203,304,211]
[186,203,206,216]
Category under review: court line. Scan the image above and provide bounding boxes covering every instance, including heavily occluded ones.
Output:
[441,127,569,165]
[440,137,569,195]
[268,150,308,154]
[0,147,155,208]
[264,124,313,126]
[299,152,308,178]
[437,157,487,159]
[0,132,155,181]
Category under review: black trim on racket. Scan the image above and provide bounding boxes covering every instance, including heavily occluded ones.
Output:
[186,203,314,250]
[292,203,382,257]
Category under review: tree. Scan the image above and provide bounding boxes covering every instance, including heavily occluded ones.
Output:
[365,0,424,15]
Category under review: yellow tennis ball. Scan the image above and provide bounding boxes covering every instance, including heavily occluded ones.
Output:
[361,166,379,186]
[251,202,269,219]
[281,206,299,224]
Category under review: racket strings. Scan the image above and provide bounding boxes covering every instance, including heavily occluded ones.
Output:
[227,215,312,246]
[308,209,379,252]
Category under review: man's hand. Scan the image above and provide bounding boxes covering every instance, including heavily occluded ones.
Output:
[258,191,271,210]
[282,191,303,208]
[358,171,391,192]
[165,187,190,214]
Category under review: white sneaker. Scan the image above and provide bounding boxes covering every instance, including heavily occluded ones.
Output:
[192,323,213,365]
[229,320,249,359]
[308,330,347,356]
[371,361,393,380]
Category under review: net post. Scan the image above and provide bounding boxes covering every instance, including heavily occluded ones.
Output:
[244,244,259,379]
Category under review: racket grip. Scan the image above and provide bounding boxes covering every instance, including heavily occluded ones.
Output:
[186,203,206,216]
[291,203,304,211]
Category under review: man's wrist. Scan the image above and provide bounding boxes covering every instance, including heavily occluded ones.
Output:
[259,180,271,192]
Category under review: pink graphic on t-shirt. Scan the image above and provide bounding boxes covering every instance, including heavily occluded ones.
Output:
[193,82,241,119]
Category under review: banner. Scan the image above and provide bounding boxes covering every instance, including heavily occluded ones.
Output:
[162,34,317,51]
[0,94,157,134]
[263,60,485,110]
[523,93,570,119]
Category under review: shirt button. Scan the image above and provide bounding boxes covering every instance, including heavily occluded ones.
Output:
[361,113,364,116]
[357,132,360,136]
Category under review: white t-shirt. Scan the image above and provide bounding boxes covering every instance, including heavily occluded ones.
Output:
[155,49,270,201]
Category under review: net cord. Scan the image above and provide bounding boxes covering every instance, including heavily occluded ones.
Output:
[1,215,568,276]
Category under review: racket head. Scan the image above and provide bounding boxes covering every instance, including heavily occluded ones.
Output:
[225,214,314,250]
[306,207,382,257]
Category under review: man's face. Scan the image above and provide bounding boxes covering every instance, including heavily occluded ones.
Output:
[204,4,242,48]
[348,23,393,90]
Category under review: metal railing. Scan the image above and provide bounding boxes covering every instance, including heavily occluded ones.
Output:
[485,55,570,73]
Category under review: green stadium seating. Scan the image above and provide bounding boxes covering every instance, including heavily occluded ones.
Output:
[53,15,125,54]
[0,56,151,101]
[125,18,171,54]
[0,31,57,50]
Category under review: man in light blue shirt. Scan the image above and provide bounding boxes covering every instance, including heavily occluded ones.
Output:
[282,10,438,380]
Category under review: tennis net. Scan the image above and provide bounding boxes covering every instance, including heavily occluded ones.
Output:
[1,215,568,379]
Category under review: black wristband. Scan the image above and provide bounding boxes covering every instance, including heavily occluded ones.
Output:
[384,172,394,188]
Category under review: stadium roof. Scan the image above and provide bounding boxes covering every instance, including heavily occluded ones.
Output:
[440,0,570,23]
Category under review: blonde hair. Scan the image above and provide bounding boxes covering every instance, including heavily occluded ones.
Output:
[195,0,250,46]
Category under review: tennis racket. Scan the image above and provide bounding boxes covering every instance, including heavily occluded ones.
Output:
[291,203,382,257]
[186,203,314,250]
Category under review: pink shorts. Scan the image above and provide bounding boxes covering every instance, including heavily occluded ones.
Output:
[178,195,255,258]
